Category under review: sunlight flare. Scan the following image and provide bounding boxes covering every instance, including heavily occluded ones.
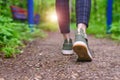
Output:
[47,12,58,22]
[50,13,58,22]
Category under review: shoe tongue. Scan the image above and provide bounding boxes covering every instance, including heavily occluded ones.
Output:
[77,29,84,35]
[77,29,87,39]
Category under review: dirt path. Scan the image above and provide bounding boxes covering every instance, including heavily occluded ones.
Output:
[0,31,120,80]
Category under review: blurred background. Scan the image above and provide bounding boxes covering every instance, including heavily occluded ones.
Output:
[0,0,120,57]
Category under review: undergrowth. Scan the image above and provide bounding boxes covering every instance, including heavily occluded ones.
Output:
[0,16,46,58]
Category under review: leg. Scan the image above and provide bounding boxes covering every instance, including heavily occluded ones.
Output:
[56,0,73,55]
[56,0,70,40]
[73,0,93,61]
[76,0,91,33]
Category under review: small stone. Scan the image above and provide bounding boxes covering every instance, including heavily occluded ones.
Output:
[20,50,24,53]
[34,75,42,80]
[23,76,29,80]
[0,78,5,80]
[71,72,79,79]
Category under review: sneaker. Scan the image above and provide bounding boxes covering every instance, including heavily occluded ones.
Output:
[73,29,93,62]
[62,39,73,55]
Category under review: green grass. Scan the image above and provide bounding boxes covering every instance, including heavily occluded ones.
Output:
[70,23,76,30]
[87,22,106,38]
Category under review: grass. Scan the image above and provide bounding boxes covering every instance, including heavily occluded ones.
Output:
[70,23,76,30]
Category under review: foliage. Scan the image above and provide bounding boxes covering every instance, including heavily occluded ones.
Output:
[110,22,120,40]
[0,0,27,17]
[38,0,55,22]
[110,0,120,40]
[0,16,45,58]
[0,0,55,58]
[86,0,107,37]
[70,0,76,22]
[113,0,120,22]
[0,0,11,17]
[88,0,120,39]
[35,0,59,32]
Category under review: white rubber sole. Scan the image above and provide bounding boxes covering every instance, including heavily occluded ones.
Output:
[73,41,93,61]
[62,50,73,55]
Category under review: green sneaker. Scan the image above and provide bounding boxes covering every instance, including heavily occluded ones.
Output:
[62,39,73,55]
[73,29,93,62]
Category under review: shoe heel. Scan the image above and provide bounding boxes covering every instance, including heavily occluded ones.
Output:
[73,42,92,61]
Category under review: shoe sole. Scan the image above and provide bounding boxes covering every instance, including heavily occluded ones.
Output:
[73,41,92,61]
[62,50,73,55]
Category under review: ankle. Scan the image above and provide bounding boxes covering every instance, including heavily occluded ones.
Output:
[77,23,87,33]
[63,33,71,42]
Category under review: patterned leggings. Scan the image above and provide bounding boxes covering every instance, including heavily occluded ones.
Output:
[56,0,91,33]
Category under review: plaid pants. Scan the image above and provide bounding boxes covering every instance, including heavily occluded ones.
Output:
[56,0,91,33]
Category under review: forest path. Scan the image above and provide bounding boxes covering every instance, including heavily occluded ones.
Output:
[0,31,120,80]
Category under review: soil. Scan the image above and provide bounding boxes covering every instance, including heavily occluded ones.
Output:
[0,31,120,80]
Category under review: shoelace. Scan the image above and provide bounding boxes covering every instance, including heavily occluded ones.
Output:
[77,29,87,39]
